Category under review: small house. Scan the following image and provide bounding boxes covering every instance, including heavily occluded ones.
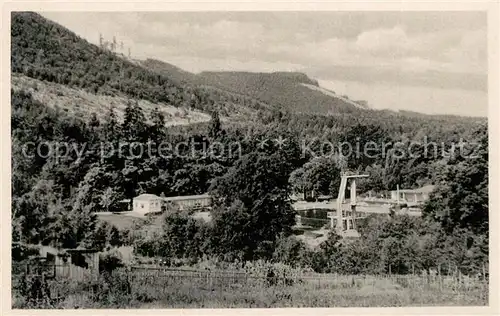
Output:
[130,193,212,216]
[133,193,163,215]
[38,245,100,281]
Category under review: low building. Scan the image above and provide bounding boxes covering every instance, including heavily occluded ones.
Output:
[131,193,212,215]
[133,193,163,215]
[390,185,435,204]
[37,245,100,281]
[163,194,211,211]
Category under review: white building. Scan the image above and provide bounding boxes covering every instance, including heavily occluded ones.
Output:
[390,185,435,205]
[163,194,211,211]
[132,193,212,215]
[133,194,163,215]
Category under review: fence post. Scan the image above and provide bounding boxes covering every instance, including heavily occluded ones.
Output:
[438,264,442,290]
[482,263,486,282]
[458,269,462,290]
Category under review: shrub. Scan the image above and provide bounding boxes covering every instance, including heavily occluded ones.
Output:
[16,274,53,308]
[12,243,40,262]
[99,249,124,274]
[272,235,310,267]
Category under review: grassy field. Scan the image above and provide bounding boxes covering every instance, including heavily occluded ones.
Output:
[12,268,488,308]
[96,214,145,231]
[97,211,211,233]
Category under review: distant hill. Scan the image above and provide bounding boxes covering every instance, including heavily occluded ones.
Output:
[194,71,361,114]
[17,11,474,119]
[10,12,264,124]
[11,12,486,126]
[140,58,363,115]
[140,58,196,86]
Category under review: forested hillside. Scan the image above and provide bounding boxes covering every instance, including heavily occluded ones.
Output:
[11,12,232,115]
[140,58,363,114]
[141,58,485,134]
[195,71,361,114]
[12,12,485,131]
[11,73,212,126]
[139,58,197,86]
[11,12,488,279]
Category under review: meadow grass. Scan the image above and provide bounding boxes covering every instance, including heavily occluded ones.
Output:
[12,271,488,308]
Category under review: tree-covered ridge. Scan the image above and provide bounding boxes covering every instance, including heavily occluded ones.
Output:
[140,57,362,114]
[12,11,486,130]
[10,11,488,205]
[139,58,197,86]
[11,12,195,107]
[141,57,487,124]
[141,58,485,137]
[195,70,359,114]
[11,12,280,123]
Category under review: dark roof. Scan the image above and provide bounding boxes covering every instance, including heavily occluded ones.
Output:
[134,193,211,202]
[163,194,211,202]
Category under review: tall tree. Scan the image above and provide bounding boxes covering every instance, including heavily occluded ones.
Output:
[103,105,120,143]
[122,100,148,143]
[423,125,488,235]
[289,156,341,197]
[149,106,167,143]
[210,149,296,260]
[209,110,223,139]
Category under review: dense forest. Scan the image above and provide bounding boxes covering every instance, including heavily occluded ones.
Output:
[11,12,488,276]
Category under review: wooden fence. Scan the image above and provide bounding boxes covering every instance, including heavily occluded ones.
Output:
[13,263,97,282]
[13,263,488,296]
[114,266,488,293]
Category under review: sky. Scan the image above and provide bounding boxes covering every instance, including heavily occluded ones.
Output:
[40,12,488,117]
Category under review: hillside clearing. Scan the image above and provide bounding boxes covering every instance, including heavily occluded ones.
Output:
[11,74,211,126]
